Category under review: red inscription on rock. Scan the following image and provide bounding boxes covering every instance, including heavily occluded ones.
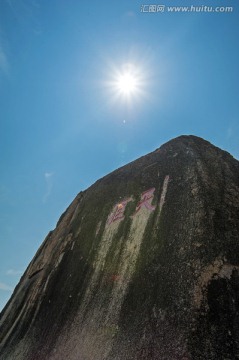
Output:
[107,198,132,225]
[134,188,156,215]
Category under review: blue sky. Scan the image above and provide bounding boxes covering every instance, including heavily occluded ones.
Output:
[0,0,238,311]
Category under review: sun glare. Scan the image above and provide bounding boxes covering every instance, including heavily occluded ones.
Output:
[107,62,145,103]
[116,72,137,95]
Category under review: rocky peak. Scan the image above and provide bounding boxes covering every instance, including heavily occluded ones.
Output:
[0,135,239,360]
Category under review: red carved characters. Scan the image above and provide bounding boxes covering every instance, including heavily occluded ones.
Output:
[134,187,156,215]
[107,198,132,225]
[107,189,156,226]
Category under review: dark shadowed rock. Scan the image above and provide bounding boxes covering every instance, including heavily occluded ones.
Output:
[1,135,239,360]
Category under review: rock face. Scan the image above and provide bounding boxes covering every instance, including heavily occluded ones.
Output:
[1,135,239,360]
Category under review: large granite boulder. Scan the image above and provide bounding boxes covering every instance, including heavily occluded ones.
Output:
[1,135,239,359]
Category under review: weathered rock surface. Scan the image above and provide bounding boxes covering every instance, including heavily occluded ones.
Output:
[1,135,239,360]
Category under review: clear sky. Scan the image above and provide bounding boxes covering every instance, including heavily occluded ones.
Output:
[0,0,238,311]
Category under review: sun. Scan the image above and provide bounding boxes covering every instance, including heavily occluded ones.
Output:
[103,60,148,108]
[109,63,144,102]
[116,72,138,95]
